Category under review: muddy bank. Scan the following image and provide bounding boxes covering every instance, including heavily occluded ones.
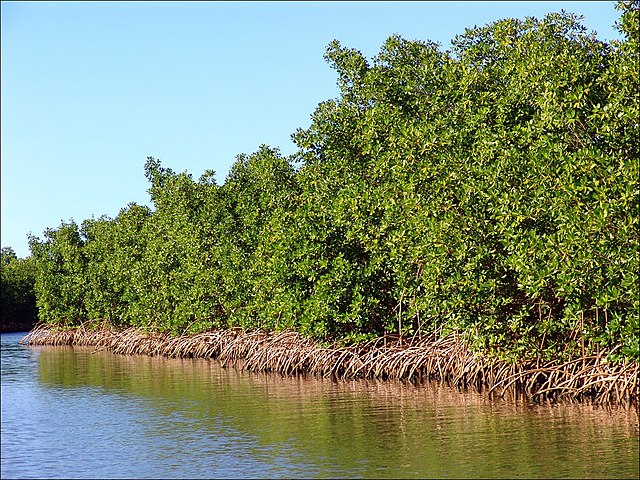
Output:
[21,323,639,407]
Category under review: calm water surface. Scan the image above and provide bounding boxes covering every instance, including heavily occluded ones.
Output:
[1,332,638,479]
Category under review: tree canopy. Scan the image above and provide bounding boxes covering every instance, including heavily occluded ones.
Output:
[26,2,639,361]
[1,247,38,332]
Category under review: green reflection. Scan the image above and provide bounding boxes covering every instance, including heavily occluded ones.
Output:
[37,346,639,479]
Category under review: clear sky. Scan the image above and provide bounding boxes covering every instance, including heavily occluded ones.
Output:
[1,1,624,258]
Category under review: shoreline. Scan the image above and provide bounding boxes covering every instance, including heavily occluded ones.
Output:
[1,319,38,334]
[21,323,639,408]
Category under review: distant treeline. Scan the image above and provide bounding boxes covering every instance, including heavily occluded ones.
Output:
[25,4,639,361]
[1,247,38,332]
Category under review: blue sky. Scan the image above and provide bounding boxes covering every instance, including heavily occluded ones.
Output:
[1,1,624,258]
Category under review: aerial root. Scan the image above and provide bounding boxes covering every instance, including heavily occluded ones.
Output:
[20,323,639,407]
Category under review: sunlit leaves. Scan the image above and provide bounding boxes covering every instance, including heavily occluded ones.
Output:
[27,3,638,361]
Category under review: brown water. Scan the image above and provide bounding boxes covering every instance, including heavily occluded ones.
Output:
[1,332,638,479]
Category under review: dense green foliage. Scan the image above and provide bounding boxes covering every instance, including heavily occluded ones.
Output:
[27,3,639,361]
[1,247,38,331]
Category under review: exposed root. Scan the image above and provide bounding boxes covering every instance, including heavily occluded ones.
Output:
[20,323,639,407]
